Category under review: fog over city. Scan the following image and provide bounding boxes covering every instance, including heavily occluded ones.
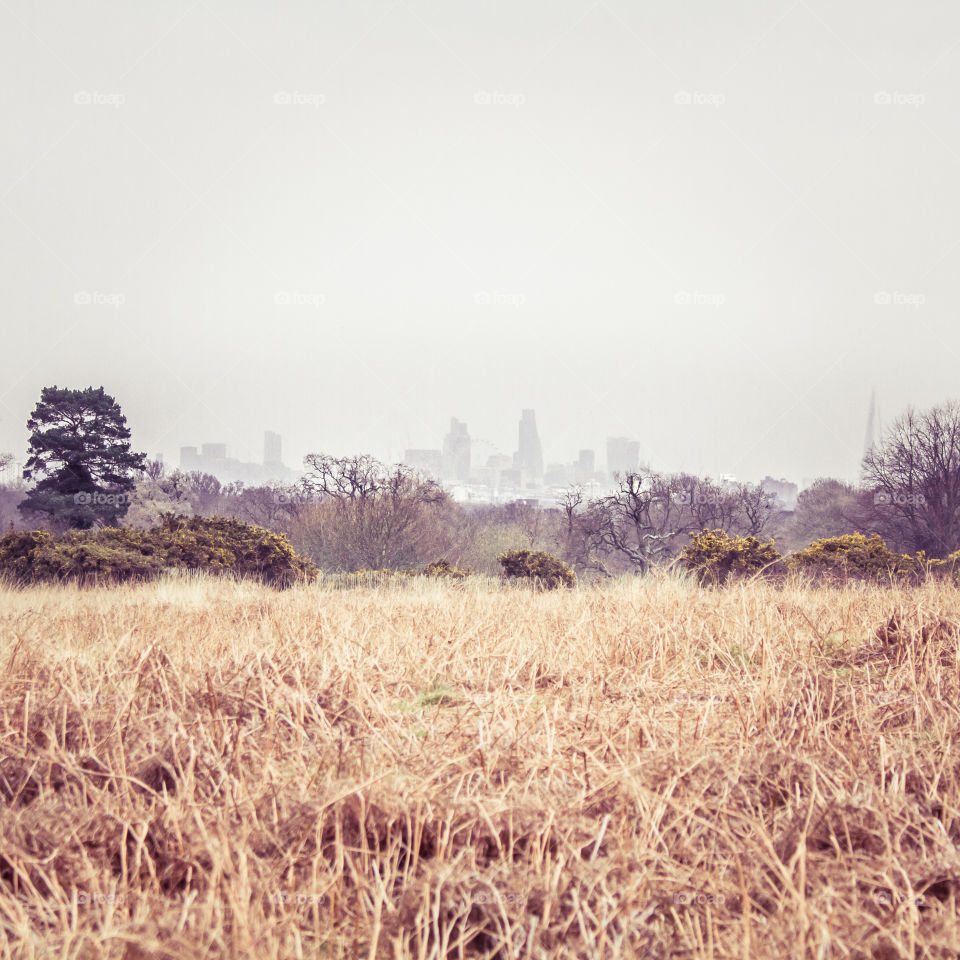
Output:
[2,0,958,485]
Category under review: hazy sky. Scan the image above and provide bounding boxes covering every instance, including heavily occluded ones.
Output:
[1,0,958,484]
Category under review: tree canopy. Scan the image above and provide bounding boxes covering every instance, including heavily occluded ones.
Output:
[19,385,146,529]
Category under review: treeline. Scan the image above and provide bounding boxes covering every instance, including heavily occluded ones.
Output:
[3,389,960,580]
[0,456,951,580]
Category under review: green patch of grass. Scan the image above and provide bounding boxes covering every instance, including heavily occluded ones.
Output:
[719,644,752,669]
[397,680,461,712]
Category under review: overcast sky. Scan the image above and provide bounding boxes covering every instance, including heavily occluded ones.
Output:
[1,0,957,484]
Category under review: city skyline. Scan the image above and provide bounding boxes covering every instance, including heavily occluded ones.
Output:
[0,390,882,494]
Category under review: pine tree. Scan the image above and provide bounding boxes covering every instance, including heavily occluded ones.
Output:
[19,386,146,529]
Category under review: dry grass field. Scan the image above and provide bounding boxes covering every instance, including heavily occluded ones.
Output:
[1,573,959,959]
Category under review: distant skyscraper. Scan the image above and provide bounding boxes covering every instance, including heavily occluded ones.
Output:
[863,387,879,459]
[442,418,471,483]
[606,436,640,478]
[574,449,595,484]
[264,430,282,465]
[514,409,543,482]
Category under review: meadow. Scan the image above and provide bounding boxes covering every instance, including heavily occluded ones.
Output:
[1,573,958,959]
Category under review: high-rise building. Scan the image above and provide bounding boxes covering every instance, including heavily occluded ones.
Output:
[863,388,879,459]
[264,430,282,465]
[606,437,640,478]
[514,409,543,483]
[442,418,471,483]
[574,449,595,484]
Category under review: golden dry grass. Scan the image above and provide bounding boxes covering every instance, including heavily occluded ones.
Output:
[1,573,959,959]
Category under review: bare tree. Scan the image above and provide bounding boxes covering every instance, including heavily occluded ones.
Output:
[142,458,166,481]
[670,475,778,537]
[299,454,451,569]
[586,470,692,573]
[503,499,544,547]
[785,478,873,550]
[730,481,779,536]
[228,483,306,529]
[862,400,960,555]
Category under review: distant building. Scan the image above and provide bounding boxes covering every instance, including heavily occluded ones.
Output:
[514,409,543,484]
[606,437,640,479]
[499,468,522,490]
[487,454,513,472]
[761,475,799,510]
[863,387,880,460]
[180,446,200,469]
[404,448,443,478]
[178,435,293,484]
[544,463,570,487]
[201,442,227,461]
[574,449,596,485]
[264,430,282,466]
[442,418,471,483]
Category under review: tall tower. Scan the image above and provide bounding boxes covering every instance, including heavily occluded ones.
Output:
[863,388,878,459]
[514,409,544,483]
[442,418,471,483]
[264,430,282,465]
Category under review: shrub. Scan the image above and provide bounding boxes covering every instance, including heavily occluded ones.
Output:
[149,514,316,588]
[785,533,911,581]
[420,558,470,580]
[680,529,782,585]
[0,515,317,588]
[0,528,164,585]
[498,549,576,589]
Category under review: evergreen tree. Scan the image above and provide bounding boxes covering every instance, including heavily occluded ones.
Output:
[19,386,146,529]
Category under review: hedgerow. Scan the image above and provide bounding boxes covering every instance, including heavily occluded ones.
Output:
[0,514,317,588]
